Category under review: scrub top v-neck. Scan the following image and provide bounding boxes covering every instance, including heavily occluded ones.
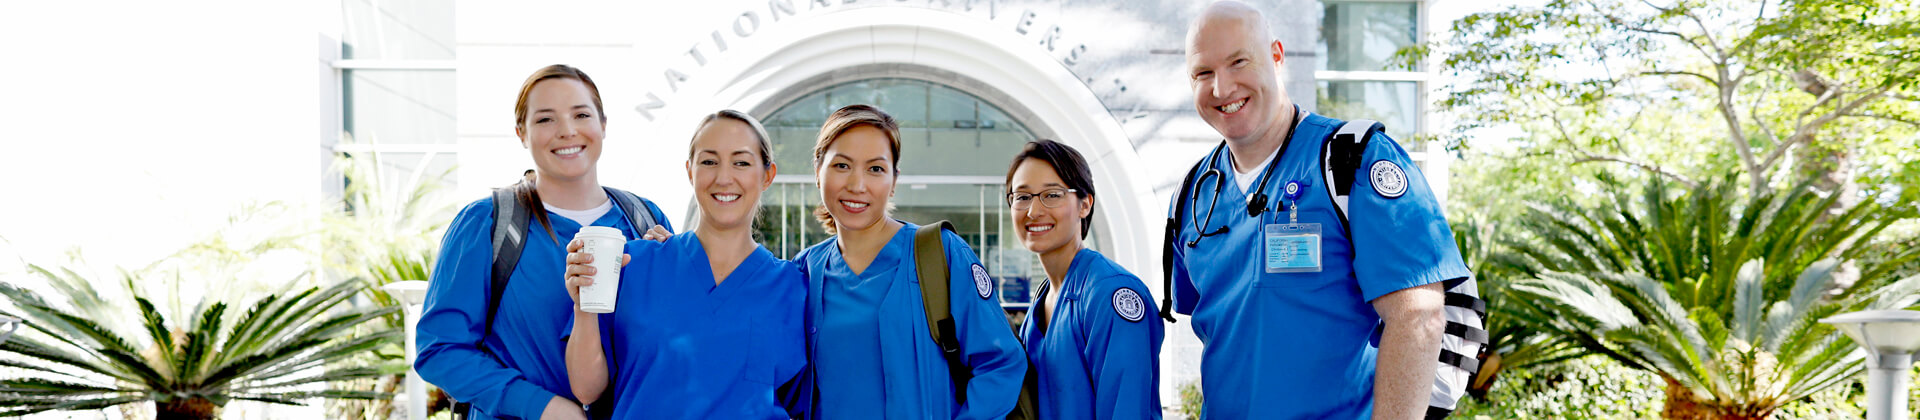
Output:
[813,225,913,416]
[579,233,805,419]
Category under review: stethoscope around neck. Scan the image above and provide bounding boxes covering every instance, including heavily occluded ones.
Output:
[1186,108,1303,248]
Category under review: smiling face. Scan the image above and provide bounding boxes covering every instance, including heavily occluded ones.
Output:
[1187,4,1290,145]
[815,125,897,234]
[516,78,606,182]
[687,118,775,232]
[1008,158,1092,256]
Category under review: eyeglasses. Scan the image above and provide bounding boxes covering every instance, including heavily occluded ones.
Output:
[1006,188,1079,210]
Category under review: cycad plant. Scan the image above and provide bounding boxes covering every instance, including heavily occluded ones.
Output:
[1502,173,1920,419]
[0,268,397,419]
[1449,217,1583,400]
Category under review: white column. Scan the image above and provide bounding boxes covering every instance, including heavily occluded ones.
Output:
[1866,352,1913,420]
[382,281,431,420]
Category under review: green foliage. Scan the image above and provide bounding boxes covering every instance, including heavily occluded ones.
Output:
[1416,0,1920,200]
[1453,355,1666,419]
[1455,355,1876,419]
[0,270,396,418]
[319,145,455,420]
[1499,172,1920,418]
[1177,380,1202,419]
[1452,216,1584,399]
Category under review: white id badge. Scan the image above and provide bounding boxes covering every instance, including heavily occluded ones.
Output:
[1264,223,1322,273]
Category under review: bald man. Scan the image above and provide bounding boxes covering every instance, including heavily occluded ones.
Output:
[1163,1,1471,419]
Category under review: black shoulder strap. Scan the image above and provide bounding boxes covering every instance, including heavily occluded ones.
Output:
[486,180,534,343]
[603,186,660,234]
[1319,120,1384,235]
[1159,142,1221,323]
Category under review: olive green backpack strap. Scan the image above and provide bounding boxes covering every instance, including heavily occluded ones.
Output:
[913,221,970,401]
[913,221,1039,419]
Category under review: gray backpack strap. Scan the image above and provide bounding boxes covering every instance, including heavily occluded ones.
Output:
[487,181,532,339]
[603,186,659,233]
[460,181,533,419]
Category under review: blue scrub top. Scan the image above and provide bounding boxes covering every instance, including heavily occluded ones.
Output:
[1167,109,1470,419]
[1019,248,1165,419]
[572,233,806,419]
[791,223,1029,420]
[417,195,671,420]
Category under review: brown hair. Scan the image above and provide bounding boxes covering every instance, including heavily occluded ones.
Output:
[1005,140,1097,239]
[690,109,775,169]
[514,64,607,131]
[810,104,902,235]
[511,64,607,244]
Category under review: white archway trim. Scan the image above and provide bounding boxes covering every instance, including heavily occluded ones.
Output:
[624,7,1161,287]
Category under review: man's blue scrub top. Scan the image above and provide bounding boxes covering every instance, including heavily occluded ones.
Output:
[1168,110,1470,419]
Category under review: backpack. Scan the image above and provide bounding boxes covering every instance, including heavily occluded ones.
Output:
[1159,120,1488,420]
[451,180,662,420]
[912,221,1040,420]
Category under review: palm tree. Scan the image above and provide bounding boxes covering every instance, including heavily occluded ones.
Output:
[1501,173,1920,419]
[0,268,396,419]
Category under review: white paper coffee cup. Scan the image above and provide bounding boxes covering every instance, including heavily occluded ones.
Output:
[574,226,626,313]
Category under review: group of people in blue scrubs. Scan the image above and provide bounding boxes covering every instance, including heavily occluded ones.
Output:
[416,65,1166,419]
[418,1,1474,419]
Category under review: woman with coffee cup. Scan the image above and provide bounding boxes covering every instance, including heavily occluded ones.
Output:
[561,110,806,419]
[416,64,673,420]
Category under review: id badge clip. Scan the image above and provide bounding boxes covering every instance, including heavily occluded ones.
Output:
[1264,195,1321,273]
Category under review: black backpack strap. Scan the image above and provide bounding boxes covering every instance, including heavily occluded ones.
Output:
[1160,142,1221,323]
[911,221,970,403]
[1318,120,1384,235]
[603,186,660,234]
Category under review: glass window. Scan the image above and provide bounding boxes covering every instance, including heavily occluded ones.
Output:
[343,69,456,145]
[336,0,456,197]
[759,78,1069,316]
[1317,1,1419,72]
[341,0,456,60]
[1317,80,1419,143]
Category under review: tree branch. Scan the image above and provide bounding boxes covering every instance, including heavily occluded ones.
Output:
[1747,97,1783,147]
[1844,112,1920,129]
[1644,0,1729,61]
[1593,2,1716,60]
[1762,88,1892,171]
[1571,153,1701,189]
[1637,70,1721,88]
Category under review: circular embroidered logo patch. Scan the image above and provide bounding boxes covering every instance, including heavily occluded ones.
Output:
[971,263,994,299]
[1112,288,1146,322]
[1369,160,1408,199]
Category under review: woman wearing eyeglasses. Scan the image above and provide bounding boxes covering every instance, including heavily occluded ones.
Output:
[1004,140,1164,419]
